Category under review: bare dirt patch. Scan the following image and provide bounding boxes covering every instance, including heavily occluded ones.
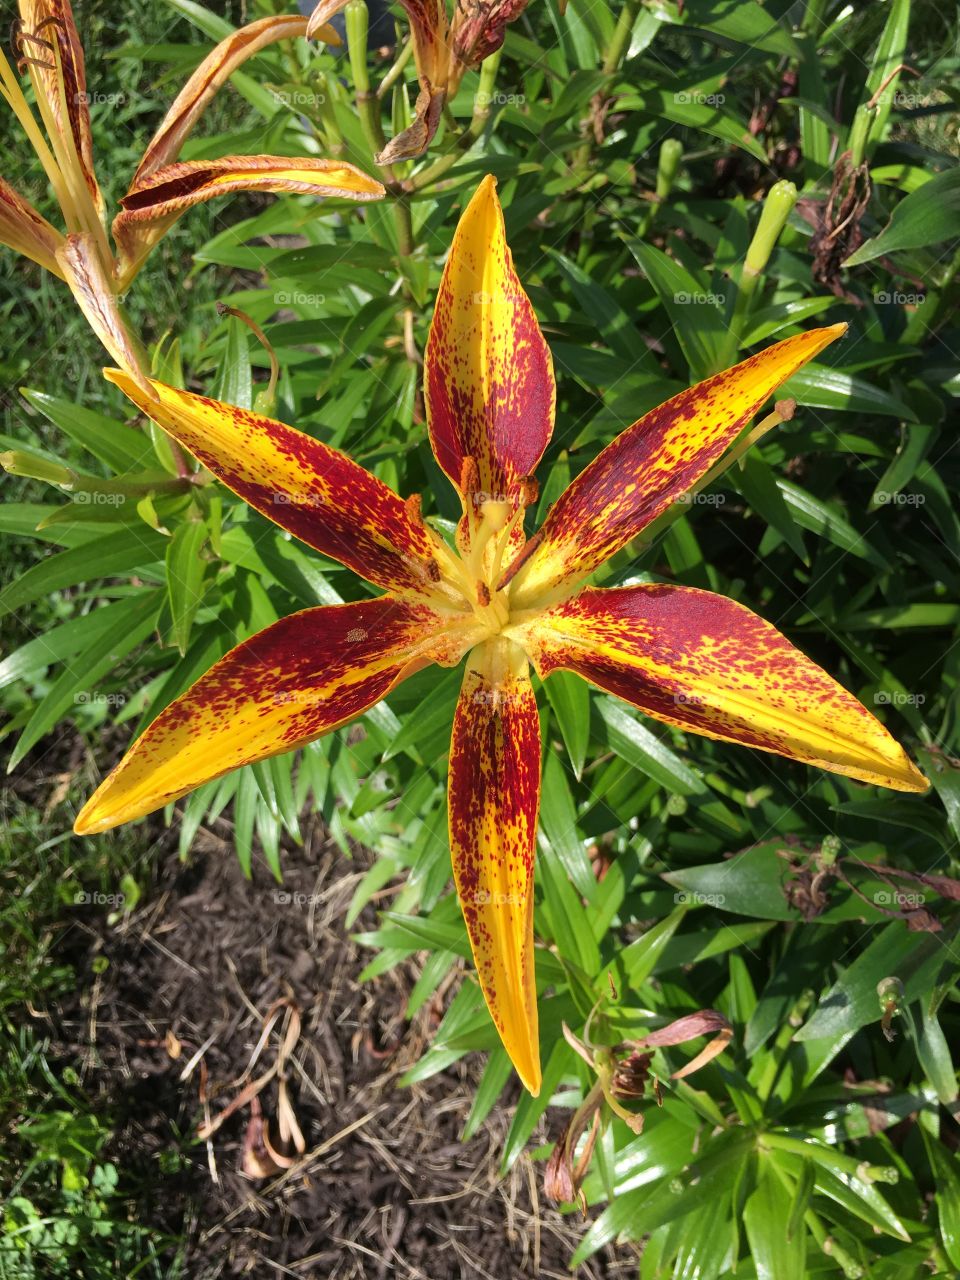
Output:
[49,821,638,1278]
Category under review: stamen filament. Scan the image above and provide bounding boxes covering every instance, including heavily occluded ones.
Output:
[0,46,77,228]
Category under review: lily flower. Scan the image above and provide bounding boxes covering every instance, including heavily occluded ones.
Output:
[0,0,383,388]
[73,175,928,1094]
[307,0,531,162]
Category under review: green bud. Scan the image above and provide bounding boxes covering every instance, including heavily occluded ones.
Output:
[253,387,278,417]
[0,449,73,487]
[744,180,797,277]
[345,0,370,96]
[820,834,842,865]
[656,138,683,200]
[822,1237,864,1279]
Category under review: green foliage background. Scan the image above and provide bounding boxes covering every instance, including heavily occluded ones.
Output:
[1,0,959,1275]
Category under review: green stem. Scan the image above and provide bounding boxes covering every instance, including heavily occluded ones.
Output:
[377,37,414,99]
[393,194,415,257]
[601,0,642,75]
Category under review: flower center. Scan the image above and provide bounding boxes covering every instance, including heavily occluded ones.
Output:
[415,459,538,638]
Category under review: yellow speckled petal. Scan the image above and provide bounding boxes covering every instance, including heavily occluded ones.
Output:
[504,325,846,608]
[513,584,928,793]
[425,175,555,499]
[75,598,464,835]
[104,367,442,600]
[448,638,542,1094]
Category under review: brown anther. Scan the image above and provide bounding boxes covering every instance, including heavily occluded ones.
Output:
[611,1049,652,1100]
[476,581,491,607]
[11,17,58,70]
[517,475,539,508]
[459,455,479,501]
[404,492,425,529]
[775,398,797,422]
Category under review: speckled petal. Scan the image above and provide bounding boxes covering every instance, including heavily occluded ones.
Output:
[448,637,542,1094]
[74,597,463,834]
[504,325,847,608]
[131,15,339,187]
[425,175,555,499]
[104,368,443,600]
[114,156,383,284]
[514,584,928,792]
[0,175,64,275]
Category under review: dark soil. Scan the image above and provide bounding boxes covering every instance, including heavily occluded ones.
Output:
[47,817,639,1278]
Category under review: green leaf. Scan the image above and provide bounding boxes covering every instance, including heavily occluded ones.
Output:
[8,591,162,769]
[544,669,590,780]
[597,698,706,796]
[745,1159,806,1279]
[668,0,798,56]
[845,167,960,266]
[927,1134,960,1268]
[0,527,168,620]
[626,240,725,379]
[212,316,253,409]
[165,520,207,656]
[20,389,151,474]
[782,364,919,420]
[795,922,953,1042]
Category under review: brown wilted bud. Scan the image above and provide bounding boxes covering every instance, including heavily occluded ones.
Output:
[543,1108,601,1210]
[543,1121,577,1204]
[610,1050,652,1100]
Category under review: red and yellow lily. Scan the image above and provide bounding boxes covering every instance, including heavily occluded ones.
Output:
[0,0,383,386]
[74,176,927,1093]
[308,0,530,161]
